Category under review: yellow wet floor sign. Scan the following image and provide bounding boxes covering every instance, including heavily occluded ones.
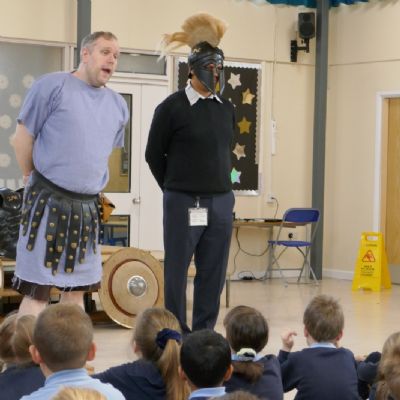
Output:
[352,232,391,291]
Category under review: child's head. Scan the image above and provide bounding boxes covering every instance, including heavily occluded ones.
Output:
[0,312,35,366]
[223,306,268,383]
[0,313,18,364]
[52,387,106,400]
[376,332,400,399]
[31,303,94,372]
[180,329,232,389]
[133,307,189,400]
[303,294,344,343]
[224,305,268,353]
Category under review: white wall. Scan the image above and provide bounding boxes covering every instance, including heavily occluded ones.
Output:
[325,0,400,276]
[4,0,400,279]
[0,0,76,43]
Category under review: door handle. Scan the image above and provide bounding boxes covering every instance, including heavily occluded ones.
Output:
[132,197,141,204]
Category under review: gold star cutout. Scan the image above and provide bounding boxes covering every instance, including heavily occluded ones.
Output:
[237,117,252,134]
[233,143,246,160]
[228,73,241,90]
[242,88,255,105]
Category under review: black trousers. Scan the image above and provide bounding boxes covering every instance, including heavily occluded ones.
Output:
[163,190,234,332]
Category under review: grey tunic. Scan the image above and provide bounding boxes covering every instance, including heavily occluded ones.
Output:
[14,72,129,287]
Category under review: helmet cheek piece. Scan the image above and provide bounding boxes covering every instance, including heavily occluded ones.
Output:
[189,43,226,95]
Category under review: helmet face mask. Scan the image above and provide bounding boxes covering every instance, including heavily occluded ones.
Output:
[189,42,225,95]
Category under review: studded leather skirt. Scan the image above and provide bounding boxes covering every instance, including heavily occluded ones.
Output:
[20,171,100,276]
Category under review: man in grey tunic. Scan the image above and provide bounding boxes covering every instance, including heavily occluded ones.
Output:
[11,31,129,315]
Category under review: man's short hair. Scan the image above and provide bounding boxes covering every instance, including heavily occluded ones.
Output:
[303,294,344,342]
[33,303,93,372]
[180,329,231,388]
[80,31,118,55]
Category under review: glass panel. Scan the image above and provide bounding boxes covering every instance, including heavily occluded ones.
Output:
[116,53,166,75]
[0,42,63,189]
[100,215,130,247]
[104,93,131,193]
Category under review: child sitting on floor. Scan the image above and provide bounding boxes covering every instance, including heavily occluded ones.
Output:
[94,307,189,400]
[369,331,400,400]
[0,312,45,399]
[20,303,124,400]
[180,329,233,399]
[278,294,359,400]
[223,305,283,400]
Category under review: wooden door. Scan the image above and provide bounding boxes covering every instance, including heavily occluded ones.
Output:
[384,98,400,268]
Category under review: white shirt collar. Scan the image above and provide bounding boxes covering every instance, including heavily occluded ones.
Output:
[309,342,336,349]
[189,387,226,399]
[185,82,223,106]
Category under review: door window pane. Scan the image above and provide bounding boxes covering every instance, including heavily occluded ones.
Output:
[116,53,166,75]
[100,215,130,247]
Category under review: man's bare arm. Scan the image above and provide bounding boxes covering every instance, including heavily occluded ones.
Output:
[10,123,34,184]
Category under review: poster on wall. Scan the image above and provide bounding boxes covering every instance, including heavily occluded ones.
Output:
[177,60,261,195]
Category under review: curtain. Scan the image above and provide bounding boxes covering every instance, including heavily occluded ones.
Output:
[265,0,368,7]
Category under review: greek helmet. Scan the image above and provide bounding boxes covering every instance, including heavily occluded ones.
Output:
[160,13,227,94]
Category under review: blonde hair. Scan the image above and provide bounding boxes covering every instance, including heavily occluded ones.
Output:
[133,307,189,400]
[216,391,261,399]
[160,13,227,56]
[52,387,106,400]
[0,313,36,366]
[0,313,18,364]
[376,332,400,400]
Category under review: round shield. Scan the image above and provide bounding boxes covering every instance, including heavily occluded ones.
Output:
[99,247,164,328]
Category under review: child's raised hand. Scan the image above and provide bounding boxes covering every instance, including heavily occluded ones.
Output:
[281,330,297,352]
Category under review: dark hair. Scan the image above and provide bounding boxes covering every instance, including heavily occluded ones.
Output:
[33,304,93,372]
[223,306,269,383]
[303,294,344,342]
[180,329,231,388]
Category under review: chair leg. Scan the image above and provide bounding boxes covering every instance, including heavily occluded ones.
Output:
[261,244,272,281]
[296,248,318,285]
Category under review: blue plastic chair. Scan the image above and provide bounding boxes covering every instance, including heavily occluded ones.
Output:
[264,208,320,284]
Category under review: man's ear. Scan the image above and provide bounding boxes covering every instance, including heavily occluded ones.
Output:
[29,344,43,365]
[87,342,96,362]
[223,364,234,382]
[81,47,90,64]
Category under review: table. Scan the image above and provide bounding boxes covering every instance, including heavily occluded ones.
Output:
[230,219,297,280]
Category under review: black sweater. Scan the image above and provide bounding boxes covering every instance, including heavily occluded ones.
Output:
[145,89,235,194]
[278,348,360,400]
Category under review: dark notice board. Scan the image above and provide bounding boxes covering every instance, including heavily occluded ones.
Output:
[177,61,261,194]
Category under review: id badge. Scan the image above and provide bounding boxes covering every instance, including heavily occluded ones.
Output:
[188,207,208,226]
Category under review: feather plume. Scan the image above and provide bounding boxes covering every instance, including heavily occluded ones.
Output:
[160,13,227,56]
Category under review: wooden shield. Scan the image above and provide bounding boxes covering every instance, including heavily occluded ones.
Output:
[99,247,164,328]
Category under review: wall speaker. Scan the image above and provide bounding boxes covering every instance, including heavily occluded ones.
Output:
[298,12,315,40]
